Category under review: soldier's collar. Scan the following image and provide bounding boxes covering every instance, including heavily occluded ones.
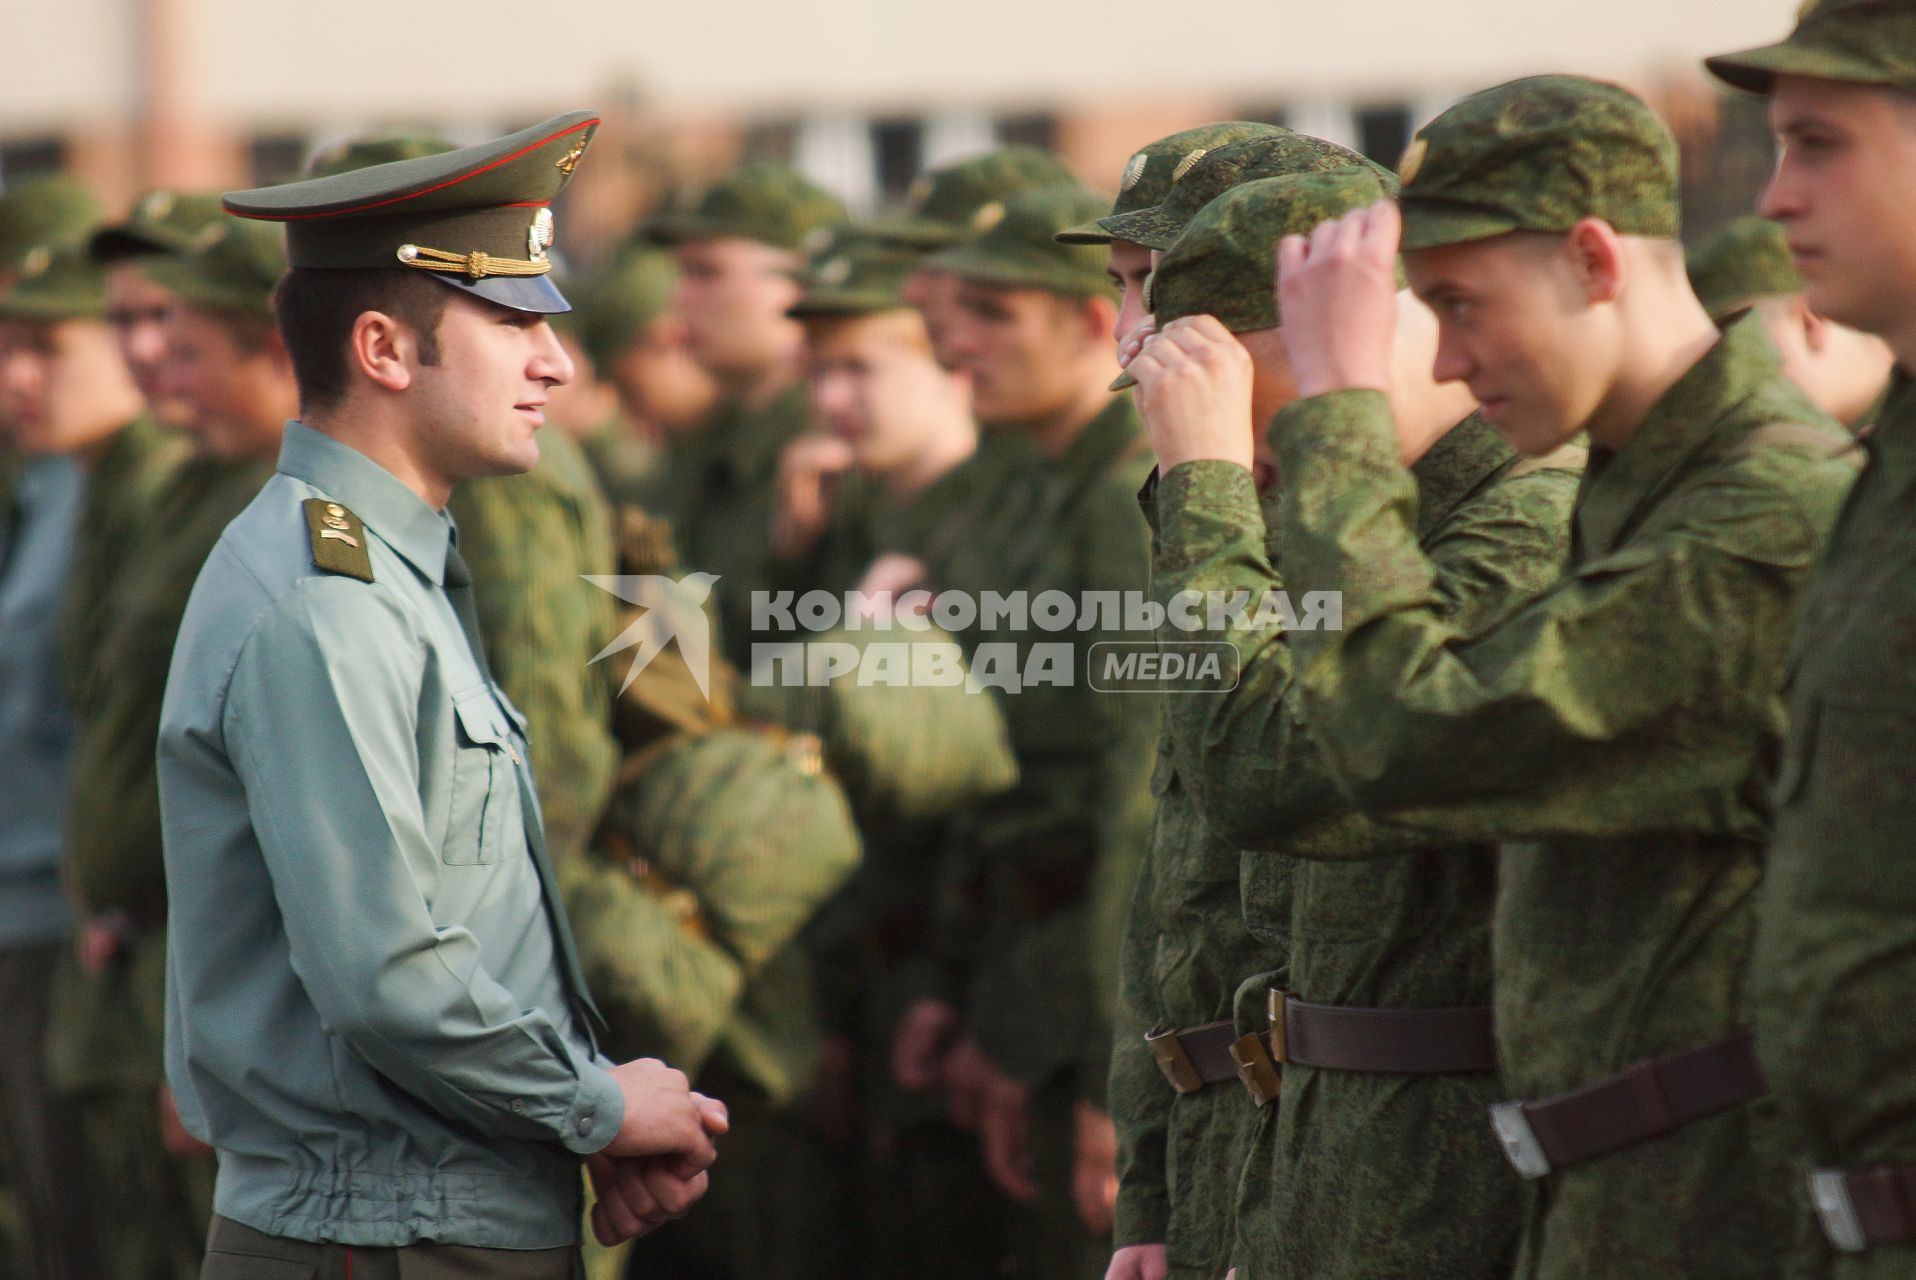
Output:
[1572,314,1774,559]
[276,421,450,583]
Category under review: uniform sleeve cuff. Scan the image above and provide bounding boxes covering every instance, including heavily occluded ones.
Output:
[559,1063,626,1155]
[1113,1187,1171,1249]
[1154,460,1261,553]
[1269,389,1399,481]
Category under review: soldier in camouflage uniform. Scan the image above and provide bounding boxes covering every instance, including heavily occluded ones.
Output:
[49,209,292,1280]
[559,245,716,513]
[1054,122,1280,347]
[764,228,1042,1279]
[1122,167,1580,1280]
[1687,214,1891,431]
[1192,76,1856,1280]
[867,146,1075,369]
[1053,124,1387,1280]
[1708,6,1916,1271]
[645,165,848,670]
[898,182,1155,1280]
[95,189,223,434]
[0,195,181,1280]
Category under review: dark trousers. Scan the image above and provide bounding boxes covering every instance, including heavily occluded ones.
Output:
[0,942,103,1280]
[202,1217,579,1280]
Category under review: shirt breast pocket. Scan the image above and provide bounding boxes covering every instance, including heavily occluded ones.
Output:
[447,690,525,866]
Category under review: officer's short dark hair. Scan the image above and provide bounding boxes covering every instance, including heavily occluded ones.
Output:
[271,268,449,413]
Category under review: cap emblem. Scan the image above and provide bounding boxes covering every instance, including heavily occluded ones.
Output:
[528,208,555,260]
[1119,154,1149,193]
[1398,137,1429,187]
[1171,149,1210,184]
[971,201,1006,233]
[555,137,588,176]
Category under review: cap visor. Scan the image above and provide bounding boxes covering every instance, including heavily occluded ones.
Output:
[89,226,189,264]
[428,272,571,314]
[1397,204,1521,253]
[863,214,958,250]
[1094,207,1181,253]
[1705,43,1898,95]
[1053,218,1115,246]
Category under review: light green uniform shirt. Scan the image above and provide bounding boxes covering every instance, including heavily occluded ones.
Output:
[158,422,622,1249]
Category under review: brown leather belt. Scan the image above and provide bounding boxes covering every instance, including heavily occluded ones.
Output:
[1146,991,1498,1103]
[1808,1164,1916,1253]
[1488,1030,1767,1180]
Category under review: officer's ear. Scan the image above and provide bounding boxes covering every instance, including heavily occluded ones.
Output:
[348,309,416,394]
[1563,218,1628,307]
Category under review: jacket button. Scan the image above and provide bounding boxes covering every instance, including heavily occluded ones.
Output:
[511,1099,526,1114]
[577,1115,593,1135]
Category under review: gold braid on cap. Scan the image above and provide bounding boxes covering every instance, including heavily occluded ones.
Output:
[395,243,553,279]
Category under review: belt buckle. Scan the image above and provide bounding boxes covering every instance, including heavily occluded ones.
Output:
[1230,1034,1280,1106]
[1145,1027,1203,1095]
[1488,1101,1551,1180]
[1808,1169,1868,1253]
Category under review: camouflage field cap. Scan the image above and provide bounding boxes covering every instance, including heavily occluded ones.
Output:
[1111,168,1394,390]
[1097,132,1393,251]
[1687,215,1803,320]
[303,130,455,181]
[221,111,598,314]
[606,726,861,970]
[0,238,108,322]
[928,182,1115,298]
[643,163,849,254]
[869,146,1076,250]
[0,176,99,272]
[1055,121,1284,245]
[1707,0,1916,96]
[1396,75,1680,252]
[788,230,922,316]
[142,215,286,320]
[564,245,679,370]
[90,189,224,263]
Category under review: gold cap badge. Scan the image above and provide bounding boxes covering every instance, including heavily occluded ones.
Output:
[1119,154,1149,193]
[971,201,1006,233]
[1171,148,1210,185]
[1398,137,1429,187]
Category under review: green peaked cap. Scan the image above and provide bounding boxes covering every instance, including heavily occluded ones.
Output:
[928,183,1114,299]
[0,238,108,321]
[1708,0,1916,96]
[1396,75,1679,252]
[1097,131,1395,251]
[1056,121,1287,245]
[869,146,1076,250]
[643,163,849,254]
[221,111,600,315]
[790,229,923,316]
[90,189,224,263]
[0,176,99,271]
[1687,215,1803,320]
[144,214,287,319]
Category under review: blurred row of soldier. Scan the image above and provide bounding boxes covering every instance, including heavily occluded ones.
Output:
[5,0,1916,1276]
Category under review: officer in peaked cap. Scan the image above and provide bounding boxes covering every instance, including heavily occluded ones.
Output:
[157,113,733,1275]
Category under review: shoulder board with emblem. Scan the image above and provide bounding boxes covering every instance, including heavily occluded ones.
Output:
[302,498,374,582]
